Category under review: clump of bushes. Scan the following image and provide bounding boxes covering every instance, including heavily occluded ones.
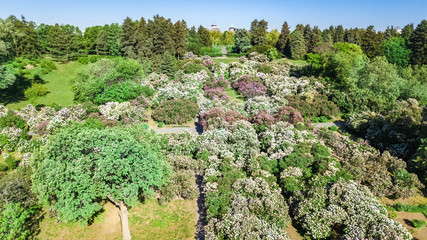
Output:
[200,108,248,131]
[93,81,152,105]
[24,84,48,102]
[412,219,426,229]
[233,75,267,98]
[287,94,340,119]
[153,99,199,124]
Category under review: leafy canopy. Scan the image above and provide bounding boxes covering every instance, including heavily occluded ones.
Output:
[31,126,170,222]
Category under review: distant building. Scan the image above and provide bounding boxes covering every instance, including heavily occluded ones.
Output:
[396,26,402,34]
[229,25,236,32]
[207,24,220,32]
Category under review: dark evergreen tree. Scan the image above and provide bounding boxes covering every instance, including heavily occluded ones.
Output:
[36,24,51,54]
[83,26,102,54]
[361,25,384,58]
[290,29,306,59]
[384,26,398,39]
[233,28,251,53]
[333,25,345,43]
[276,21,290,55]
[106,23,122,56]
[135,17,148,57]
[172,20,188,59]
[401,23,414,46]
[410,19,427,65]
[303,24,312,52]
[9,15,40,58]
[96,30,109,55]
[198,25,211,47]
[310,26,323,52]
[147,15,175,55]
[250,19,268,46]
[121,17,138,58]
[187,26,202,55]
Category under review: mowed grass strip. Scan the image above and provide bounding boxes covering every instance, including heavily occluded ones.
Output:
[36,199,196,240]
[6,61,84,110]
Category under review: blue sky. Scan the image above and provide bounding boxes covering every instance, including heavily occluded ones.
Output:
[1,0,426,31]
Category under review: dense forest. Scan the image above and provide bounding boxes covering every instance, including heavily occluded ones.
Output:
[0,14,427,240]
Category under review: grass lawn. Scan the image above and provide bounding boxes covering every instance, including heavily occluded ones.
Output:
[5,61,84,110]
[36,198,196,240]
[226,88,245,103]
[275,58,308,65]
[213,58,239,64]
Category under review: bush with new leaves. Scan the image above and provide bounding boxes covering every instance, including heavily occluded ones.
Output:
[153,99,199,125]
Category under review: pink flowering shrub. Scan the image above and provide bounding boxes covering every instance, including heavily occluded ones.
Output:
[233,75,267,98]
[250,109,275,127]
[203,58,214,72]
[203,87,229,100]
[204,76,230,89]
[200,108,248,131]
[274,106,304,125]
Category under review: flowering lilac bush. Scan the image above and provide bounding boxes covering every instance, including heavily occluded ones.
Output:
[98,101,148,123]
[274,106,304,125]
[200,108,248,131]
[152,81,203,107]
[203,87,229,101]
[233,75,267,98]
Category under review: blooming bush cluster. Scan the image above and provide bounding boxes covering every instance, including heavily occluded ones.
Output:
[233,75,268,98]
[200,108,248,131]
[152,81,203,107]
[292,180,412,239]
[228,60,257,82]
[315,128,422,197]
[98,101,148,123]
[153,99,199,124]
[142,72,169,89]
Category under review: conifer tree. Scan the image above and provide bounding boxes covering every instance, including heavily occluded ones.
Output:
[334,25,345,42]
[198,25,211,47]
[276,21,290,55]
[96,30,108,55]
[172,20,188,59]
[250,19,268,46]
[410,19,427,65]
[233,28,251,53]
[147,15,175,55]
[361,25,384,58]
[290,30,306,59]
[121,17,138,58]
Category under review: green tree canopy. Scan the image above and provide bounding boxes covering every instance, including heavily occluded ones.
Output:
[383,36,411,68]
[31,126,170,240]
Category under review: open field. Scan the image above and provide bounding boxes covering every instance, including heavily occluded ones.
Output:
[36,199,196,240]
[5,61,83,110]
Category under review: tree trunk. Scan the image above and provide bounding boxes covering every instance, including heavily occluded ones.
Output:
[118,201,132,240]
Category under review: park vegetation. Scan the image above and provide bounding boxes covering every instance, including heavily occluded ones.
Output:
[0,13,426,240]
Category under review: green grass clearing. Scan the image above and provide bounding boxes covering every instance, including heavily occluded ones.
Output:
[5,61,84,110]
[36,198,196,240]
[226,89,245,103]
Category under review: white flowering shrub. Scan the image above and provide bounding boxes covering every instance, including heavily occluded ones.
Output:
[152,82,203,107]
[205,177,290,240]
[245,96,283,116]
[214,62,228,78]
[176,70,210,85]
[292,180,412,240]
[98,101,148,122]
[199,97,246,116]
[259,121,307,160]
[199,120,260,158]
[228,61,257,82]
[264,75,312,98]
[142,72,169,89]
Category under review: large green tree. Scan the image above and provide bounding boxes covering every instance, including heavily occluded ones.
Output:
[121,17,138,58]
[32,126,170,240]
[383,37,411,68]
[250,19,268,46]
[276,21,290,55]
[172,20,188,59]
[410,19,427,65]
[360,25,384,58]
[233,28,251,53]
[147,15,175,55]
[290,29,306,60]
[197,25,211,47]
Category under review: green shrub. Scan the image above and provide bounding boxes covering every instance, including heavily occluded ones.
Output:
[93,81,152,105]
[88,55,104,63]
[394,203,427,217]
[181,60,208,74]
[200,47,223,57]
[320,116,328,123]
[249,45,273,54]
[257,64,272,74]
[81,118,105,129]
[267,47,280,60]
[0,110,27,130]
[78,56,89,64]
[388,210,398,219]
[412,219,426,229]
[4,155,19,170]
[153,99,199,124]
[158,122,164,128]
[329,125,339,131]
[287,95,340,119]
[24,84,48,103]
[39,59,57,72]
[0,163,7,171]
